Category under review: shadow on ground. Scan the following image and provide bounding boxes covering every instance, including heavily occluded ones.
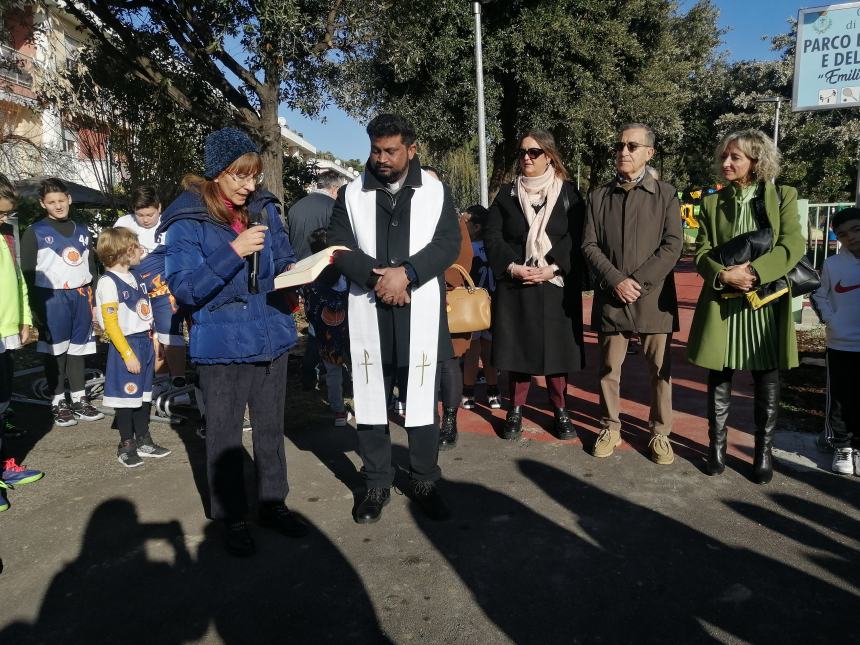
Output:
[402,455,858,645]
[0,498,392,644]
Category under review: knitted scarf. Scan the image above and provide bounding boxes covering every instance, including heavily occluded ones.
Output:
[516,166,564,287]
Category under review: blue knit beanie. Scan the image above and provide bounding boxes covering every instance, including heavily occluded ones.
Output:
[204,127,259,179]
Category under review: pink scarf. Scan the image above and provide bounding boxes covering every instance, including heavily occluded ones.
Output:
[516,166,564,287]
[221,197,247,233]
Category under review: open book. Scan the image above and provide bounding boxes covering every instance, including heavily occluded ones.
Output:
[273,245,350,289]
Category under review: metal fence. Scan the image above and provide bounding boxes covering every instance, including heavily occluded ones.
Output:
[807,202,850,268]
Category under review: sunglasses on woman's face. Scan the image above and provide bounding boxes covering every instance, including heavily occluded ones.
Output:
[518,148,545,160]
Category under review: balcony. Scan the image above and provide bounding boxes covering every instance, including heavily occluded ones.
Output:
[0,43,34,89]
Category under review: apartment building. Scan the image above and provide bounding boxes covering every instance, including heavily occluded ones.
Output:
[1,3,110,189]
[1,3,357,194]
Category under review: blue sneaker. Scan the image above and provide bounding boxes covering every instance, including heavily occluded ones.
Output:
[2,458,45,486]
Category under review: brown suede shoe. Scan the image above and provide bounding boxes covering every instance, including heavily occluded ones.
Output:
[592,428,621,458]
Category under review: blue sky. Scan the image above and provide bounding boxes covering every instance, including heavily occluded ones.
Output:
[281,0,807,161]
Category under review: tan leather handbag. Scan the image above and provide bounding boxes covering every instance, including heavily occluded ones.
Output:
[445,264,491,333]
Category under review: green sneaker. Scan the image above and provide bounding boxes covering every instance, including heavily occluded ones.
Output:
[649,433,675,465]
[592,428,622,458]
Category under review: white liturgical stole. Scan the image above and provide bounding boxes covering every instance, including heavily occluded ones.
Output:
[344,170,443,427]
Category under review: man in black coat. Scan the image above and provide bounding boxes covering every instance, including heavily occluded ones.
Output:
[327,114,460,524]
[287,170,346,261]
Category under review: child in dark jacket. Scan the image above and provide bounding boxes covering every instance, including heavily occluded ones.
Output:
[303,228,350,426]
[461,205,501,409]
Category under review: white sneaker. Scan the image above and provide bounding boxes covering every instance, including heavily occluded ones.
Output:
[196,417,207,440]
[832,447,854,475]
[853,449,860,477]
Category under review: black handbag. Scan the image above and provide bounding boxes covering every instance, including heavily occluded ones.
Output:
[708,185,820,309]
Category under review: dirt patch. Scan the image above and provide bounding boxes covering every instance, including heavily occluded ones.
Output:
[779,327,827,434]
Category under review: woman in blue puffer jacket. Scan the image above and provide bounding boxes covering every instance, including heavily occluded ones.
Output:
[159,127,306,557]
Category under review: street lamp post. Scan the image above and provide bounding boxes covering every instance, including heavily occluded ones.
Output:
[472,1,489,207]
[754,96,787,145]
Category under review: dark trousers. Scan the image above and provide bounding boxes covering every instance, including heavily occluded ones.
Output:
[356,363,442,488]
[0,351,11,458]
[197,353,289,521]
[826,348,859,449]
[302,333,320,387]
[439,356,462,408]
[115,403,152,443]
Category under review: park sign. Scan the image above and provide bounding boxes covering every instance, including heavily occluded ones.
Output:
[794,2,860,111]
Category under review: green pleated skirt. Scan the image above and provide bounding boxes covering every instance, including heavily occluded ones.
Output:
[723,295,779,370]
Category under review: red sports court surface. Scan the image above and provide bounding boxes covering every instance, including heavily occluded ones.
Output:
[452,258,762,463]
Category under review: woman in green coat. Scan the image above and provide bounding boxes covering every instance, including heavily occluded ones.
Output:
[688,129,805,484]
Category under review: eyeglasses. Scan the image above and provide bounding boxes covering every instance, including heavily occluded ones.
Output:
[0,209,16,218]
[518,148,545,160]
[226,171,264,186]
[614,142,651,153]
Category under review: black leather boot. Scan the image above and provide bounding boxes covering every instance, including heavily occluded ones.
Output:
[439,406,458,450]
[406,480,451,521]
[706,370,732,475]
[222,520,255,557]
[353,487,391,524]
[553,408,576,440]
[752,370,779,484]
[502,406,523,440]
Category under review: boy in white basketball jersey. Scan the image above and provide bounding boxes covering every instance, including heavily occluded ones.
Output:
[115,186,188,393]
[95,228,170,468]
[20,178,103,427]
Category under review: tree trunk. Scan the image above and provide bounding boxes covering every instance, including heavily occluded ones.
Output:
[489,71,519,198]
[584,141,599,190]
[257,76,285,214]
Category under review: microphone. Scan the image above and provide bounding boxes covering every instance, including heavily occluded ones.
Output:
[248,208,261,294]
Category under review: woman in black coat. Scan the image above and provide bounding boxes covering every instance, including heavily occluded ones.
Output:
[484,129,586,440]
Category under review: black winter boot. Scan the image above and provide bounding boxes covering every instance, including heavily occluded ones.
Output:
[439,406,458,450]
[752,370,780,484]
[706,370,732,475]
[502,406,523,440]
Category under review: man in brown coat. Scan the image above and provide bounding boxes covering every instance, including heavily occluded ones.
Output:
[582,123,683,464]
